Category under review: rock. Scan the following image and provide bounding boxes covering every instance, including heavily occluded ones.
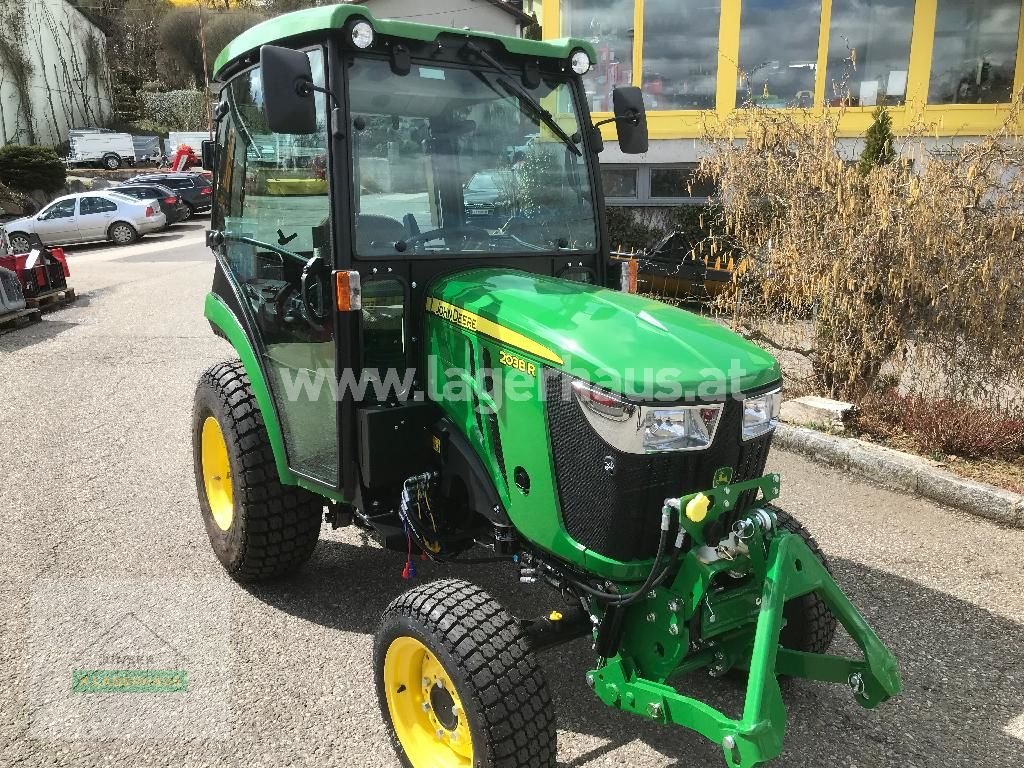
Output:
[780,395,856,431]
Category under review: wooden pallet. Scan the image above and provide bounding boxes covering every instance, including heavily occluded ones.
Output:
[0,307,42,334]
[26,286,77,312]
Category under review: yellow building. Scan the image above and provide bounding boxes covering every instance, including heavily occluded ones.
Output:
[542,0,1024,204]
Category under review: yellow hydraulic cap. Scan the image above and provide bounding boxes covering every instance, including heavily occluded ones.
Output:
[686,493,711,523]
[549,611,563,622]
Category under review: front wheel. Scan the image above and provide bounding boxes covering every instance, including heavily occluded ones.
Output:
[192,360,323,582]
[102,153,121,170]
[375,579,556,768]
[7,232,31,253]
[770,504,838,654]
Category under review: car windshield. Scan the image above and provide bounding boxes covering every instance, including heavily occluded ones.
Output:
[107,192,140,203]
[348,57,598,256]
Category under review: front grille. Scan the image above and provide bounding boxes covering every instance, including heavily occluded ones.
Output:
[545,369,774,562]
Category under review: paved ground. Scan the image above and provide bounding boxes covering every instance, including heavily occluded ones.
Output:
[1,225,1022,767]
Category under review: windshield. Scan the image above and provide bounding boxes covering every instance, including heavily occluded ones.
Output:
[348,57,598,256]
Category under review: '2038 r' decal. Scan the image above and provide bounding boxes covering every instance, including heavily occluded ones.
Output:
[499,350,536,377]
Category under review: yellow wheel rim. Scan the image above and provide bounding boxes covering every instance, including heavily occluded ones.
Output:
[383,636,473,768]
[201,416,234,531]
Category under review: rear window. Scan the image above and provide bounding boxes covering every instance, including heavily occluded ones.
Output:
[108,191,140,203]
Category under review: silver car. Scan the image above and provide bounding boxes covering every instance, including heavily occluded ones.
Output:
[2,192,166,252]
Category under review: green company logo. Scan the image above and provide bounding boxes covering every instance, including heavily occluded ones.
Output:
[72,670,188,693]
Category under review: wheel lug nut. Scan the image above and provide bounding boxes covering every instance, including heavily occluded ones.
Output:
[436,728,445,739]
[422,702,430,711]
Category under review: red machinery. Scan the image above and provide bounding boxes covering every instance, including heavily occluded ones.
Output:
[171,143,201,172]
[0,233,70,298]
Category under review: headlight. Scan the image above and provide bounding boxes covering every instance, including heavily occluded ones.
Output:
[569,49,592,75]
[742,388,782,440]
[350,20,374,49]
[572,380,722,453]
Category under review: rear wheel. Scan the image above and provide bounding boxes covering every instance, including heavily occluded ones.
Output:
[180,203,194,221]
[192,360,323,582]
[375,579,556,768]
[770,504,837,654]
[108,222,138,245]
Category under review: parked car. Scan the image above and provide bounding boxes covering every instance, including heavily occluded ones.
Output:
[463,168,514,226]
[126,172,213,217]
[111,183,190,226]
[2,192,165,250]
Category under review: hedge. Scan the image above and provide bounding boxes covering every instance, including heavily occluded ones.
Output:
[0,145,67,192]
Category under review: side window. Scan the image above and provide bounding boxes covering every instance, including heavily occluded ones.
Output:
[93,197,118,213]
[79,198,96,215]
[42,199,77,219]
[224,48,330,261]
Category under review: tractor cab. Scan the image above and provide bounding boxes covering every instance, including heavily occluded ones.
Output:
[205,6,645,505]
[196,8,900,768]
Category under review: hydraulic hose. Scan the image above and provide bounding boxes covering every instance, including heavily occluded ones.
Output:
[564,505,681,607]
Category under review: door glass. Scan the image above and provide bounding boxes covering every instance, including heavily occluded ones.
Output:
[219,48,338,485]
[41,200,76,219]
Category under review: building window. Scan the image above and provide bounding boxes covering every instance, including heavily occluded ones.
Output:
[562,0,635,112]
[826,0,915,107]
[641,0,720,110]
[602,167,639,197]
[650,166,715,200]
[929,0,1021,105]
[739,0,823,108]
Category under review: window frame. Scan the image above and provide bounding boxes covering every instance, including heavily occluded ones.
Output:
[545,0,1024,140]
[603,163,715,206]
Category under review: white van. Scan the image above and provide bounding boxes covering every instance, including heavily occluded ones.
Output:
[67,130,136,170]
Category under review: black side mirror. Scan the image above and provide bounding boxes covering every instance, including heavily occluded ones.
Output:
[201,140,216,171]
[260,45,317,134]
[612,86,648,154]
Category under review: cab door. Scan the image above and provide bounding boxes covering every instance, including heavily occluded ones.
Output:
[214,47,340,487]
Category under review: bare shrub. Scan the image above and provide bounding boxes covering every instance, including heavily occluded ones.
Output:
[855,391,1024,460]
[700,103,1024,411]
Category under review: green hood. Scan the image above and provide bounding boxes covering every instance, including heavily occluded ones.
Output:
[428,269,781,399]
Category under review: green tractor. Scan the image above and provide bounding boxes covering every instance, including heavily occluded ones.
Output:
[193,6,901,767]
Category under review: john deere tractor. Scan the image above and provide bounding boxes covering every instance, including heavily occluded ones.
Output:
[193,6,901,767]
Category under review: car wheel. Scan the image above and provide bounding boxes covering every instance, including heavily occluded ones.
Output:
[108,222,138,245]
[180,204,194,221]
[102,154,122,170]
[7,232,31,253]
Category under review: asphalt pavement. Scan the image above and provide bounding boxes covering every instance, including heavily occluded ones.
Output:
[1,223,1021,767]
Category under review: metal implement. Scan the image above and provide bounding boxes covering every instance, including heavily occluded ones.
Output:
[588,475,902,768]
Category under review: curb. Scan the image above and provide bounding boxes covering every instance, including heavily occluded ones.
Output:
[774,424,1024,528]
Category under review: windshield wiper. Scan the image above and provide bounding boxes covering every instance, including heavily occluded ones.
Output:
[462,42,581,157]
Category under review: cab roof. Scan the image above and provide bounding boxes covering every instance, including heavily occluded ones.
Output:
[213,3,595,81]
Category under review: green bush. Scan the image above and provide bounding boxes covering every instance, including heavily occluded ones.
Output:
[0,145,66,192]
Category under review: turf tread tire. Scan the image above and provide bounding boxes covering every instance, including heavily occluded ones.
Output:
[769,504,838,654]
[375,579,556,768]
[193,359,321,582]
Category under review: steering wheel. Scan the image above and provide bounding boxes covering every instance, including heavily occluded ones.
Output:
[401,225,491,251]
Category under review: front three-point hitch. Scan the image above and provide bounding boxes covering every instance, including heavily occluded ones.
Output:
[585,474,902,768]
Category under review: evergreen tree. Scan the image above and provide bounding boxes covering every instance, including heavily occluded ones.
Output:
[858,105,896,176]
